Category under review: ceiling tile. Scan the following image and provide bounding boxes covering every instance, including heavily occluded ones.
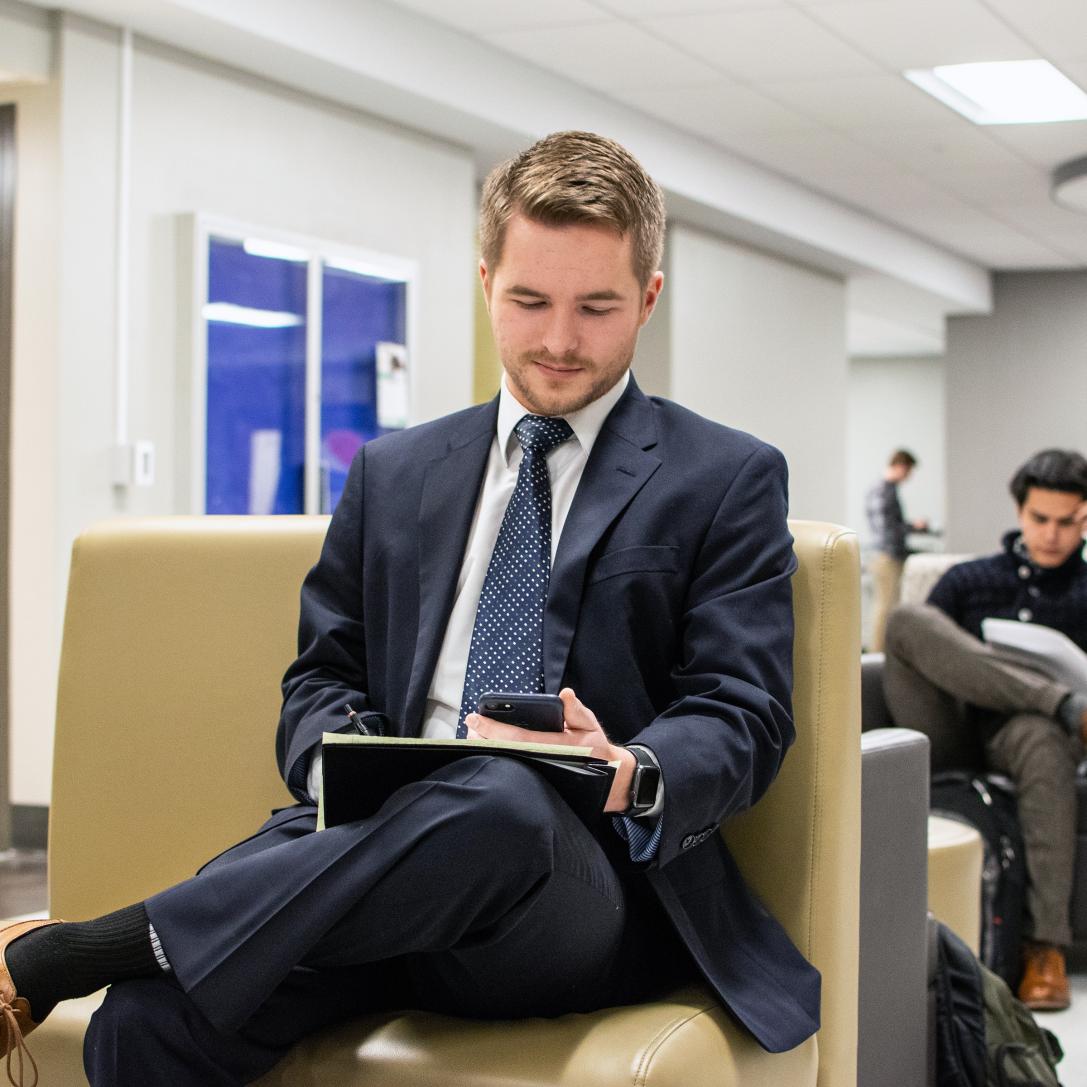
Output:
[985,198,1087,261]
[806,0,1035,69]
[722,125,902,182]
[385,0,608,34]
[623,80,814,139]
[881,206,1070,267]
[848,121,1037,183]
[982,0,1087,63]
[484,21,721,93]
[983,120,1087,170]
[638,7,880,81]
[759,72,967,128]
[590,0,787,17]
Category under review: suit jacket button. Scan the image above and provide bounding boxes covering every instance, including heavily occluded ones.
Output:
[681,834,695,850]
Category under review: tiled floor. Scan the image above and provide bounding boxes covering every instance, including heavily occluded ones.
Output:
[0,848,47,918]
[1,848,1085,1082]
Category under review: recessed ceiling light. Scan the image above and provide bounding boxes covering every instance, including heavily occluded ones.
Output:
[905,60,1087,125]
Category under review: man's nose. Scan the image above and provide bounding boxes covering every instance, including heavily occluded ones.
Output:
[540,309,579,357]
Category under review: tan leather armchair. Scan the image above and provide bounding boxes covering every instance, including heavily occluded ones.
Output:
[32,516,861,1086]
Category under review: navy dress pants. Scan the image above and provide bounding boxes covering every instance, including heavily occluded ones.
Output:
[84,756,689,1085]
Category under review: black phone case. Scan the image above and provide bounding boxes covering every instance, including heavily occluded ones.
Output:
[477,692,564,732]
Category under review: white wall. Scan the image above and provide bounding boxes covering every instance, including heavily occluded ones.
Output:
[3,70,60,810]
[6,14,477,804]
[667,225,848,524]
[847,356,946,545]
[944,272,1087,554]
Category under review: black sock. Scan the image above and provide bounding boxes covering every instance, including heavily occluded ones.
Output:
[6,903,162,1021]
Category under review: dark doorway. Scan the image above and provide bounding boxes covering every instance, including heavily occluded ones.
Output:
[0,103,14,851]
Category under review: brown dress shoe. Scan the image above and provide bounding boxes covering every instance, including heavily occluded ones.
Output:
[1018,942,1071,1012]
[1,918,63,1086]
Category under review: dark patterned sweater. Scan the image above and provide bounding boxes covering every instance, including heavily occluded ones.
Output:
[927,530,1087,652]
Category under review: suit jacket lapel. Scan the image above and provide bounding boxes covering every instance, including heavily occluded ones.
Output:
[544,379,661,691]
[401,400,497,733]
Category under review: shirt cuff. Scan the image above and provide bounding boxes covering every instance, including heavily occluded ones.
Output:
[305,744,323,803]
[612,813,664,862]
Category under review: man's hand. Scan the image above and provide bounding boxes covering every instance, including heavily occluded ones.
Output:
[467,687,636,813]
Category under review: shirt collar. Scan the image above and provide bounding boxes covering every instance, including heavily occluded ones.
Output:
[496,370,631,466]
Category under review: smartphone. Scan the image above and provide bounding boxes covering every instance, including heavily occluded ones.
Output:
[476,692,565,732]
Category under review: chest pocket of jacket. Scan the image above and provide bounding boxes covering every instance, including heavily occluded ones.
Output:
[588,544,680,584]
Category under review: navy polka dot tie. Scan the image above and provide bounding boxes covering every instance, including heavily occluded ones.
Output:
[457,414,574,737]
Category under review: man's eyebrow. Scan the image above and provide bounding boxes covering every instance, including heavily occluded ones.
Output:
[503,286,626,302]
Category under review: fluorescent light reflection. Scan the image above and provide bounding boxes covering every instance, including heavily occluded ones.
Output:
[324,256,406,282]
[905,60,1087,125]
[203,302,303,328]
[241,238,310,262]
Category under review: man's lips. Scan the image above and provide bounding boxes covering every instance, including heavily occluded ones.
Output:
[532,359,585,375]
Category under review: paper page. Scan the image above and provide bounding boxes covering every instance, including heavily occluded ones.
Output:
[982,618,1087,693]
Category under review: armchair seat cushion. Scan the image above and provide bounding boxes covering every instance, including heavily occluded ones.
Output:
[29,986,818,1087]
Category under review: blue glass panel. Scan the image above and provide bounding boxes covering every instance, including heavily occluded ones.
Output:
[320,266,407,512]
[205,237,307,514]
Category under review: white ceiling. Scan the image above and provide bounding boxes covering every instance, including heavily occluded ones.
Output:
[386,0,1087,271]
[8,0,1087,354]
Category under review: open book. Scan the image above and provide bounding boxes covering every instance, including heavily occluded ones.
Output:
[317,733,618,831]
[981,618,1087,694]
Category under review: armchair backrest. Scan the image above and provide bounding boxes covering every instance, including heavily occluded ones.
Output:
[726,520,861,1087]
[50,516,860,1087]
[50,516,321,919]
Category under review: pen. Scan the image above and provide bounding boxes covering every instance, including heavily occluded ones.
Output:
[345,704,372,736]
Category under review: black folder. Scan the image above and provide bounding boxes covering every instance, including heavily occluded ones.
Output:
[318,734,618,831]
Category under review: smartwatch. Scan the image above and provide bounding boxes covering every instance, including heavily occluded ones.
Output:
[625,745,662,817]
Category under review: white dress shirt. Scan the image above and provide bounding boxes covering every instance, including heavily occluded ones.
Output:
[420,371,629,738]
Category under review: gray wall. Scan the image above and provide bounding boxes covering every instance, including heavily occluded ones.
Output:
[847,356,946,546]
[944,272,1087,554]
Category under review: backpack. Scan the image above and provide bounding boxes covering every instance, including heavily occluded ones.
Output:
[931,771,1027,988]
[933,920,1064,1087]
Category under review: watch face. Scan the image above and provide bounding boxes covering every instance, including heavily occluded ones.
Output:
[631,759,661,811]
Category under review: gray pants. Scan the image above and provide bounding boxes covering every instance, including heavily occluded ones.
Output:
[884,604,1083,948]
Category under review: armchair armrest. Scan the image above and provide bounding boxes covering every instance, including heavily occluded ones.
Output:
[859,727,930,1087]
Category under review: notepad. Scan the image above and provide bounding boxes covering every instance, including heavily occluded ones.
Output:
[982,618,1087,694]
[317,733,618,831]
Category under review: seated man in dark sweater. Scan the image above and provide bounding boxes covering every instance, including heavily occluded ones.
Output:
[883,448,1087,1011]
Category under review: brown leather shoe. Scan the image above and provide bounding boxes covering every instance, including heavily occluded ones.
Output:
[1018,942,1071,1012]
[1,918,63,1085]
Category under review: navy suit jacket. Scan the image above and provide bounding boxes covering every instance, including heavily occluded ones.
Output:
[275,377,820,1052]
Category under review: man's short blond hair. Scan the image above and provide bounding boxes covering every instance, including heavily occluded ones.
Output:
[479,131,666,288]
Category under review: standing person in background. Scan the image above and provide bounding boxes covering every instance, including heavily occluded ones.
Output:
[866,449,929,652]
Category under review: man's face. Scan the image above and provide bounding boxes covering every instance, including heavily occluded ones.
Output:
[480,213,663,417]
[1017,487,1087,568]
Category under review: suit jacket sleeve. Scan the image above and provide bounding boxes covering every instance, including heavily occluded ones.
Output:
[276,448,374,799]
[633,442,797,869]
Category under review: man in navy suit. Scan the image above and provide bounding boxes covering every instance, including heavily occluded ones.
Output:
[0,131,818,1085]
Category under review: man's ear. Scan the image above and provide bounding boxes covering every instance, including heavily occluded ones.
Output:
[639,271,665,327]
[479,260,492,308]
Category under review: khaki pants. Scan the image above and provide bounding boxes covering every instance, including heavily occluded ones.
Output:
[883,603,1083,947]
[868,552,904,652]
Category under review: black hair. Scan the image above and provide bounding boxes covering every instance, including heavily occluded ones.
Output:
[1009,448,1087,505]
